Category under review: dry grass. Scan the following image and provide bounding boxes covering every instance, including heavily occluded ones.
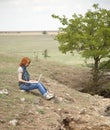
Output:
[1,54,110,130]
[0,54,90,130]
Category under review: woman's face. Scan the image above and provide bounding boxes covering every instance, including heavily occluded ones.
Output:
[26,60,30,67]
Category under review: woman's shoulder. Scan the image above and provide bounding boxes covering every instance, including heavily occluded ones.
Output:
[18,66,23,73]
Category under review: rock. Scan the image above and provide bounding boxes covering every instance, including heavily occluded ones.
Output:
[79,108,87,115]
[0,89,9,95]
[9,119,18,126]
[20,97,25,102]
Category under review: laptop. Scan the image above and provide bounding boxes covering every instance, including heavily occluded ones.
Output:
[38,74,42,82]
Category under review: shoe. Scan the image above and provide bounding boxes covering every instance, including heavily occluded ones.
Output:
[47,92,54,97]
[43,92,54,100]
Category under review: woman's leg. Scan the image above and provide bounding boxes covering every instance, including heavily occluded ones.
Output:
[20,82,54,99]
[35,82,47,95]
[20,82,47,95]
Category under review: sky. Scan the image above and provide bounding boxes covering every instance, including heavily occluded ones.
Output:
[0,0,110,31]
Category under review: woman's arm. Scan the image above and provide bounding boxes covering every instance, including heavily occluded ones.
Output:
[18,72,29,83]
[18,72,38,83]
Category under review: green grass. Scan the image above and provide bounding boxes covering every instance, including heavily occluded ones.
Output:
[0,34,86,66]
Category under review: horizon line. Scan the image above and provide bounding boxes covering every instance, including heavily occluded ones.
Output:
[0,30,58,32]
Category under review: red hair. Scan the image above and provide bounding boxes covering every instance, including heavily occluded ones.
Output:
[19,57,31,66]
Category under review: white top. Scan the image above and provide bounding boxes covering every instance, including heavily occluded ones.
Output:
[18,66,23,73]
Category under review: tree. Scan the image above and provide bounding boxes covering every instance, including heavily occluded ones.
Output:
[42,30,47,35]
[42,49,49,59]
[52,4,110,87]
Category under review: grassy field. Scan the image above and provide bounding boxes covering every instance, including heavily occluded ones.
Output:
[1,34,110,130]
[0,34,86,66]
[0,40,90,129]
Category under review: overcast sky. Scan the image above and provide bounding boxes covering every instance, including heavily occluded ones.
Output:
[0,0,109,31]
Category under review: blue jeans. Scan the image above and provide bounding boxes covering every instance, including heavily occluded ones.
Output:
[20,82,47,95]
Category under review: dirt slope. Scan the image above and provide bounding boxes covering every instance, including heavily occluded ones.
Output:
[1,76,110,130]
[1,59,110,130]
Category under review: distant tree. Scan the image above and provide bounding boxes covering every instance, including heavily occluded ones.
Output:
[52,4,110,87]
[42,31,47,35]
[42,49,49,59]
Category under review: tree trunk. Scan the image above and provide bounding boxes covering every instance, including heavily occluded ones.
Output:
[93,57,100,87]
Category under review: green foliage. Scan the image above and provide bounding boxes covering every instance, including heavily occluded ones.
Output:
[99,60,110,70]
[42,49,49,59]
[52,4,110,86]
[97,84,110,98]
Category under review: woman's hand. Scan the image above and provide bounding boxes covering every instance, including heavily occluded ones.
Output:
[29,80,38,83]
